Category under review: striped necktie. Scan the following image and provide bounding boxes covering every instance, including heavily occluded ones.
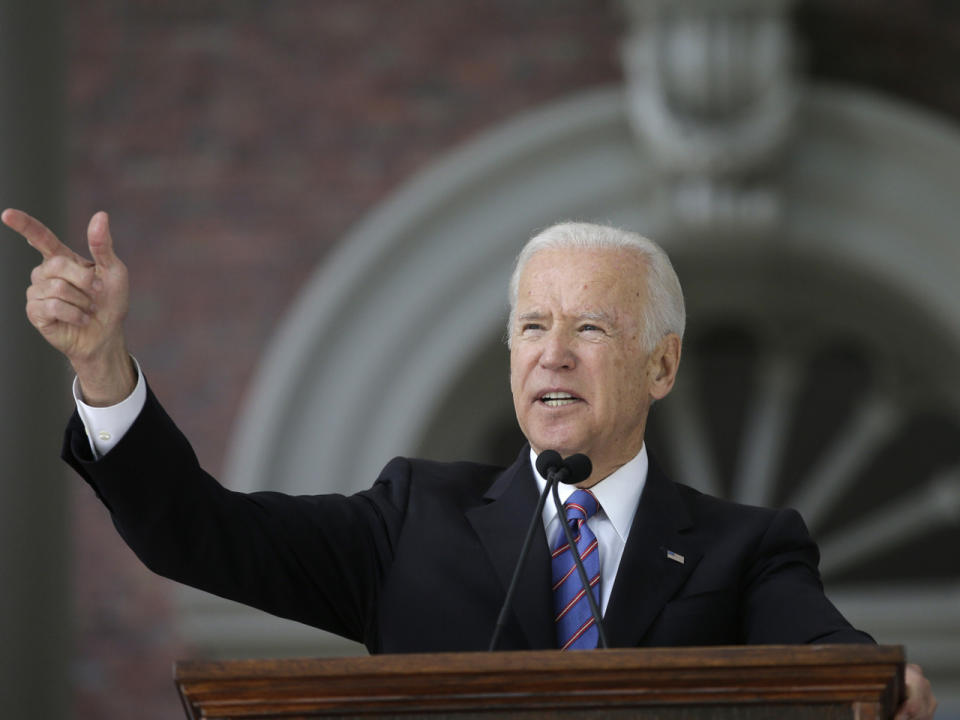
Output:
[551,488,601,650]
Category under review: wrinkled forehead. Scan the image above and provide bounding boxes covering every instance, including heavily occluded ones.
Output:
[516,247,648,313]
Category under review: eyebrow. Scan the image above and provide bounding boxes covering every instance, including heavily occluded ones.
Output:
[516,310,615,323]
[577,311,614,324]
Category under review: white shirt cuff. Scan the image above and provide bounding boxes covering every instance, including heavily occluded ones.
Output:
[73,356,147,459]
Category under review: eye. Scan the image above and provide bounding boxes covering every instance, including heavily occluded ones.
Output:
[520,322,544,334]
[578,324,603,333]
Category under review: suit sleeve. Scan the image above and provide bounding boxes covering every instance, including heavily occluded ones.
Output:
[62,386,409,648]
[740,507,874,644]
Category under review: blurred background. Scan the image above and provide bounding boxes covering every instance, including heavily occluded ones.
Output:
[2,1,959,717]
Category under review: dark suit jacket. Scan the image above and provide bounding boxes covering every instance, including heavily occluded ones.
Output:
[63,387,872,653]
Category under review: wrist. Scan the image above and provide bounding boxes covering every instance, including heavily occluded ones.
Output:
[72,344,137,407]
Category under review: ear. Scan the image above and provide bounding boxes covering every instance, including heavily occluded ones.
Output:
[647,333,682,401]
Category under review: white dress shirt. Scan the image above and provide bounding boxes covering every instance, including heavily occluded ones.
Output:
[530,445,648,616]
[73,358,147,458]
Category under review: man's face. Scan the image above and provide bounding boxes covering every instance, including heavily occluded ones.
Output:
[510,247,666,482]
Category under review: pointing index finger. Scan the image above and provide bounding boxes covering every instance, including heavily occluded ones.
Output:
[2,208,74,260]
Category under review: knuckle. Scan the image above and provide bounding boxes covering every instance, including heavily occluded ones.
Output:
[25,301,43,325]
[47,254,66,273]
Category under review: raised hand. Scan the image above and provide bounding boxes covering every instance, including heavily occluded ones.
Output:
[3,208,136,405]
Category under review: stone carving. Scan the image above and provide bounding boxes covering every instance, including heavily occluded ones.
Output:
[621,0,798,232]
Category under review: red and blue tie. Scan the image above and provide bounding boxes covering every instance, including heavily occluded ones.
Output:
[551,488,601,650]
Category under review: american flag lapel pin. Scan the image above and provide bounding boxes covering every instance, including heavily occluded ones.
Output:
[666,549,685,564]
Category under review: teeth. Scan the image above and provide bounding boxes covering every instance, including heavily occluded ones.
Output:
[541,392,578,407]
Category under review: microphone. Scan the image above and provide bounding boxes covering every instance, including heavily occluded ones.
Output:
[535,449,563,479]
[488,449,603,651]
[550,461,608,648]
[558,453,592,485]
[536,450,592,486]
[543,453,606,647]
[488,450,559,651]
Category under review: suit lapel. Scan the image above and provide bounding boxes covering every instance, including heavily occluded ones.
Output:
[465,447,554,649]
[603,458,703,647]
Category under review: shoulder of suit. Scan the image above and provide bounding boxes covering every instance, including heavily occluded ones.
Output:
[669,479,787,523]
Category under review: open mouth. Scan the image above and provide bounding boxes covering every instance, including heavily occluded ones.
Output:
[539,391,581,407]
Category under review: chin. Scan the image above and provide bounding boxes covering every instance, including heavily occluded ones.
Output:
[530,434,586,458]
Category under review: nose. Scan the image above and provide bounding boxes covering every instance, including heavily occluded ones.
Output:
[539,329,576,371]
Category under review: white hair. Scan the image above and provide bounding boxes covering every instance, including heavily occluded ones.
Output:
[507,221,686,352]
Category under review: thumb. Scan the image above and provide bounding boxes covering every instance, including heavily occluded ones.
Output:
[87,211,118,268]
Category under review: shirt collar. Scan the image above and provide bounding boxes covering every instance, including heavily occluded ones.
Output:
[530,445,648,543]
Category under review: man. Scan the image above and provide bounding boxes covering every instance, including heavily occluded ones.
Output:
[3,208,936,718]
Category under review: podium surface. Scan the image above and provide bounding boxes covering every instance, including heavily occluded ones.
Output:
[175,644,904,719]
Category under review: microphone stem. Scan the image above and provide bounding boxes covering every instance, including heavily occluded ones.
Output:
[551,480,609,649]
[488,472,558,652]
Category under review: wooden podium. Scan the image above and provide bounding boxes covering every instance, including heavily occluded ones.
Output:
[174,644,903,719]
